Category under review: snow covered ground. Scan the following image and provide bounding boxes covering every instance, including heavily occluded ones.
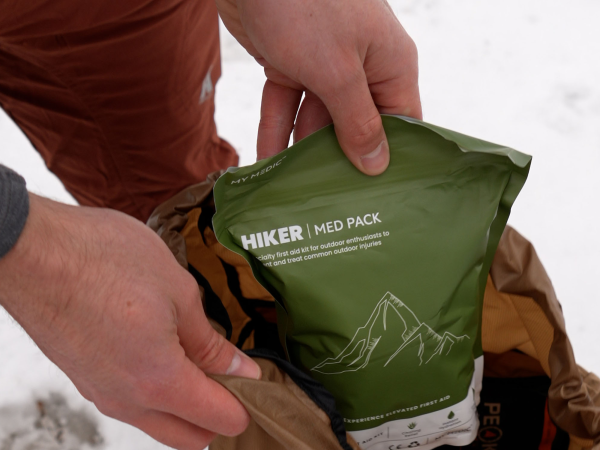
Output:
[1,0,599,448]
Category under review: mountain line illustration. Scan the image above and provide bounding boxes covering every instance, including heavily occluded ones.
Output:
[311,292,469,374]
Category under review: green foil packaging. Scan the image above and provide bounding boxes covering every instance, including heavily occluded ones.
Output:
[213,116,531,449]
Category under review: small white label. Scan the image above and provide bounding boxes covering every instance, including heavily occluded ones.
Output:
[349,356,483,450]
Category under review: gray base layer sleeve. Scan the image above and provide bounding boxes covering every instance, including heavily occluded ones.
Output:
[0,165,30,259]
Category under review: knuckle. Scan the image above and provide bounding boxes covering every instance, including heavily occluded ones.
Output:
[391,34,419,79]
[173,271,201,308]
[406,35,419,59]
[181,272,201,300]
[348,113,382,150]
[404,38,420,76]
[73,383,94,403]
[259,115,290,133]
[95,398,124,419]
[193,329,229,371]
[79,391,93,403]
[177,284,203,321]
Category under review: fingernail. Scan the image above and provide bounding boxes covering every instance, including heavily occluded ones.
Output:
[360,140,389,175]
[226,351,261,380]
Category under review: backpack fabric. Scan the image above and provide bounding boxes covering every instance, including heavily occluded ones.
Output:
[148,173,600,450]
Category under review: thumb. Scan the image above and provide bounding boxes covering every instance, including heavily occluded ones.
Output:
[177,288,261,379]
[317,69,390,176]
[197,320,261,379]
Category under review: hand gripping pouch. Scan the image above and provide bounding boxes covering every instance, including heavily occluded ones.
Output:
[212,115,531,449]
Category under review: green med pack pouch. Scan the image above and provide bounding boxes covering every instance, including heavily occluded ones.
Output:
[212,115,531,449]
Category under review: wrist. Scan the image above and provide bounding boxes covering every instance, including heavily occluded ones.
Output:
[0,194,82,333]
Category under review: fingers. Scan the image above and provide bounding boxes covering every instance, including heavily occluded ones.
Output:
[191,319,259,379]
[370,76,422,120]
[129,409,216,450]
[257,79,303,160]
[369,38,423,120]
[293,91,332,143]
[105,274,260,438]
[258,71,392,176]
[176,281,260,379]
[315,68,390,176]
[126,278,260,436]
[158,358,252,436]
[161,281,258,435]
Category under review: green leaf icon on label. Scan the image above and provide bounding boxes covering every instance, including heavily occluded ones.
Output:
[408,422,417,429]
[448,411,455,419]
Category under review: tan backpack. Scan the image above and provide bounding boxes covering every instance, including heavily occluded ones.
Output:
[148,173,600,450]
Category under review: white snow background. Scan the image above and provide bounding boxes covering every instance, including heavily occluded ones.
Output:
[1,0,599,448]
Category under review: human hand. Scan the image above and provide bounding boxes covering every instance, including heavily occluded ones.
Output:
[217,0,422,175]
[0,194,260,449]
